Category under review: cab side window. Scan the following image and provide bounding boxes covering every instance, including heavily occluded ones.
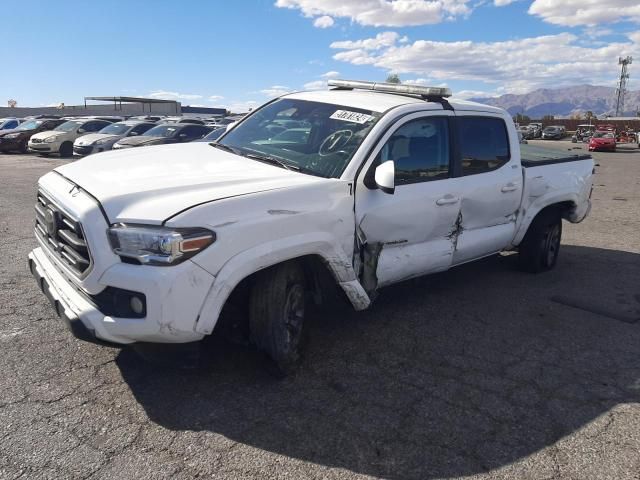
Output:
[378,117,450,185]
[458,117,510,175]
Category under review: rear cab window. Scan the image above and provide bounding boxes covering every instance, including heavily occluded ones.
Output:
[458,117,510,175]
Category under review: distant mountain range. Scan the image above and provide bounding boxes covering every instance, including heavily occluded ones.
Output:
[470,85,640,118]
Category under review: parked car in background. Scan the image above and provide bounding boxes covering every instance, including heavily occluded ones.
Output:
[130,115,164,122]
[195,127,227,143]
[589,131,616,152]
[572,124,596,143]
[529,122,543,138]
[73,121,156,156]
[542,126,563,140]
[0,118,23,131]
[517,126,534,140]
[112,123,212,149]
[160,117,205,125]
[0,118,65,153]
[28,118,114,157]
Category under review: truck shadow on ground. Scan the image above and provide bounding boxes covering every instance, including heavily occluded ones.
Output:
[117,245,640,479]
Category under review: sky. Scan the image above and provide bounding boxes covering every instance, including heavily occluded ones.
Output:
[1,0,639,111]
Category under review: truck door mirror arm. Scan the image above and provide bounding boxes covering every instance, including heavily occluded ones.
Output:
[374,160,395,194]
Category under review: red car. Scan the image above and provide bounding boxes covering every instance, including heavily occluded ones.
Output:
[589,131,616,152]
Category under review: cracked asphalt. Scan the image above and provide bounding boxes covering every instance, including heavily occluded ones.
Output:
[1,141,639,479]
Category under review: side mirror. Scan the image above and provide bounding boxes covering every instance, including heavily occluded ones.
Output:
[77,128,86,134]
[374,160,395,194]
[128,131,139,136]
[178,133,188,140]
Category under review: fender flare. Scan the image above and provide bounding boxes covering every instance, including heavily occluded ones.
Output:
[193,233,370,335]
[512,191,581,246]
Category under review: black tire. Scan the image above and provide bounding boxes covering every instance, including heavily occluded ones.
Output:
[19,140,29,154]
[249,262,306,376]
[59,142,73,158]
[518,210,562,273]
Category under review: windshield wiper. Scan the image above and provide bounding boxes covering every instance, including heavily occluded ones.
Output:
[242,152,301,172]
[209,142,242,155]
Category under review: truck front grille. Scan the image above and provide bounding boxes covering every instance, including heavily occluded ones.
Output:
[34,191,92,276]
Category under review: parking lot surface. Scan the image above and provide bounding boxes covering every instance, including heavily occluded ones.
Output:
[1,141,639,479]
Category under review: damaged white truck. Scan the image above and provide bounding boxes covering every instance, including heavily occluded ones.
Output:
[29,80,593,373]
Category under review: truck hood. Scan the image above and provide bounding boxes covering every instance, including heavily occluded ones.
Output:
[53,142,326,224]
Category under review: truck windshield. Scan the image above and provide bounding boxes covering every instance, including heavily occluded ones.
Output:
[216,98,381,178]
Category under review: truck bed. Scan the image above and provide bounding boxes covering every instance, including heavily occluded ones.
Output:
[520,144,592,167]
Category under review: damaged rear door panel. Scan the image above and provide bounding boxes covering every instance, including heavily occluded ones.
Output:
[450,113,524,265]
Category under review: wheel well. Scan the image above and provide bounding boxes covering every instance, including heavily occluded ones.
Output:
[213,255,350,337]
[517,202,573,248]
[538,201,576,222]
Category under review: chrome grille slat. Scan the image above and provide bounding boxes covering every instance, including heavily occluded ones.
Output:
[34,190,92,277]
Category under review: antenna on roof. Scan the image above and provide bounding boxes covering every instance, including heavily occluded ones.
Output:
[327,79,452,99]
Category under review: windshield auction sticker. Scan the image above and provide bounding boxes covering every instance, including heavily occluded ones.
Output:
[330,110,374,124]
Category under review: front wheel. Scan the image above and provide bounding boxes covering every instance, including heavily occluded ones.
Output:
[518,210,562,273]
[249,262,306,376]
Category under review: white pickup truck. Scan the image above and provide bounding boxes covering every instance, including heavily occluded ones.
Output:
[28,80,593,373]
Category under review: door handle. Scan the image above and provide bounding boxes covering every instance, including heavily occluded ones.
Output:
[501,183,519,193]
[436,195,459,206]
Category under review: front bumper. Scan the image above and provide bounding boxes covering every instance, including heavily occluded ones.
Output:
[73,144,97,156]
[28,246,214,345]
[29,142,58,153]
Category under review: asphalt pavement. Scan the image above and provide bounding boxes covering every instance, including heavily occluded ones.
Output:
[0,141,639,479]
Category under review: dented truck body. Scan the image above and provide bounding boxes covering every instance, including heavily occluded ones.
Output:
[28,87,593,349]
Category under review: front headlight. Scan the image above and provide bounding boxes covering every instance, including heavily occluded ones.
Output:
[4,133,20,139]
[44,136,59,143]
[108,224,215,266]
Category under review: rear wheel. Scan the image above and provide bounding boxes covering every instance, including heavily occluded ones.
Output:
[59,142,73,158]
[518,210,562,273]
[249,262,306,376]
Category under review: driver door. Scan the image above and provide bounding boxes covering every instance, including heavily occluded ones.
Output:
[354,111,461,288]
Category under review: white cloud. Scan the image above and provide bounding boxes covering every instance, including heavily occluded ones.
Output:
[275,0,472,27]
[331,31,640,93]
[493,0,516,6]
[260,85,293,97]
[303,80,327,90]
[313,15,335,28]
[321,70,341,78]
[330,31,402,51]
[403,78,430,85]
[208,95,224,101]
[454,89,498,99]
[528,0,640,26]
[147,90,203,101]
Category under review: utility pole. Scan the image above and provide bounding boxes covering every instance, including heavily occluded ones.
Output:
[615,56,632,117]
